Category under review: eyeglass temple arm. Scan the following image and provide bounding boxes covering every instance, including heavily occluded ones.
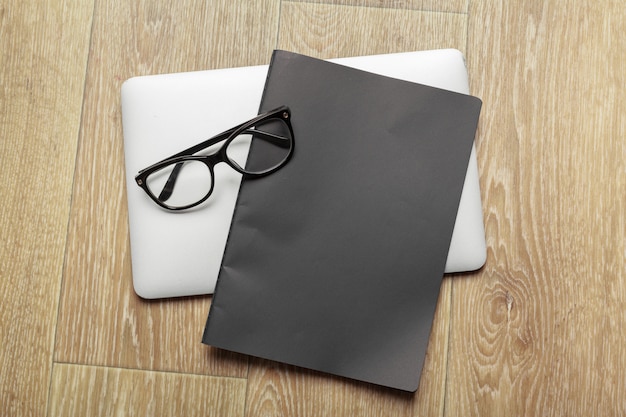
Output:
[157,129,290,202]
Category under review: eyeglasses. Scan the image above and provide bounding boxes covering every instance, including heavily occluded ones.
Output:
[135,106,294,211]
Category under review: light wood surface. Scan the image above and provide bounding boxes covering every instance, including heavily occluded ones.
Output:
[0,2,93,416]
[49,364,246,416]
[449,2,626,416]
[1,1,624,416]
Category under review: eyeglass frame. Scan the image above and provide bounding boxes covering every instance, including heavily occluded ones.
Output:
[135,105,294,211]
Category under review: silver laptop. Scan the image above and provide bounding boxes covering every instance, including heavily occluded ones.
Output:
[121,49,486,299]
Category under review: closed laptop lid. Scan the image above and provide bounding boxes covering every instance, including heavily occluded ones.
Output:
[121,49,486,299]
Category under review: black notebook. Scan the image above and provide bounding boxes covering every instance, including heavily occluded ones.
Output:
[203,50,482,392]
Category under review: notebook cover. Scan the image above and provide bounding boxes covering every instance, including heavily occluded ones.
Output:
[203,50,481,392]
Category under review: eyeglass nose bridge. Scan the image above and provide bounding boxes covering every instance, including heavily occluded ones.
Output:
[198,145,253,177]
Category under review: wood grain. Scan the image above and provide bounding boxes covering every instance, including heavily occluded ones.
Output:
[53,0,281,376]
[288,0,467,13]
[277,2,467,59]
[0,2,93,416]
[445,1,626,416]
[48,363,246,417]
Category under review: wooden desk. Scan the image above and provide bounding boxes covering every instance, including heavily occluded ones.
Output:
[1,1,624,415]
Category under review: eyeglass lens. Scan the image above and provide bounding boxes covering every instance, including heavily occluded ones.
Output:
[145,160,213,208]
[226,117,293,174]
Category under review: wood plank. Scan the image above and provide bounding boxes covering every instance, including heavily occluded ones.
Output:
[54,1,281,376]
[277,2,468,59]
[446,1,626,415]
[0,2,93,416]
[48,363,246,417]
[287,0,467,14]
[246,4,468,415]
